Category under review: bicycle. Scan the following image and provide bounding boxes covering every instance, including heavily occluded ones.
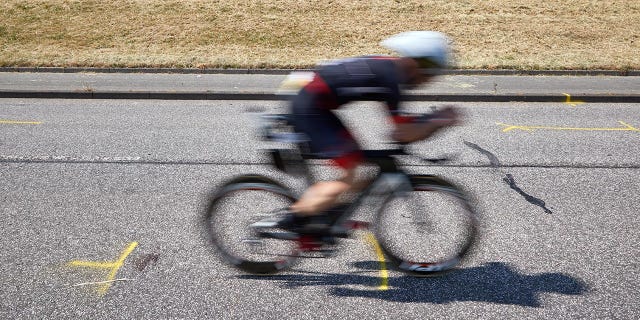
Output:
[203,113,478,277]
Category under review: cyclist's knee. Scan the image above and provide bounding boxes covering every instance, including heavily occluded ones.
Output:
[339,166,358,186]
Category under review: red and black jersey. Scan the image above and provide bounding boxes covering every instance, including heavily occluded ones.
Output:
[291,56,414,168]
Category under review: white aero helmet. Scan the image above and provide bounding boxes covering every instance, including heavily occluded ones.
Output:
[381,31,451,74]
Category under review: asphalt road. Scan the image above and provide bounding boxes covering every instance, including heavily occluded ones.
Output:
[1,98,639,319]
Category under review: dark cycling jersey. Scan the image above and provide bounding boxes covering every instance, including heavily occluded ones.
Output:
[291,56,414,169]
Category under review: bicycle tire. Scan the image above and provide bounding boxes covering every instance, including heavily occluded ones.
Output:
[204,175,299,275]
[374,175,478,276]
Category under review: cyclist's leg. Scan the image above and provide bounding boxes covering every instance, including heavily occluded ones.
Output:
[291,161,357,216]
[290,91,363,217]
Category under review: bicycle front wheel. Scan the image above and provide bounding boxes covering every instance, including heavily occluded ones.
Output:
[204,175,299,275]
[374,175,478,276]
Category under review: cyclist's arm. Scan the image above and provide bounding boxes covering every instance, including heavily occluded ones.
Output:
[378,59,458,143]
[392,122,436,143]
[390,106,459,143]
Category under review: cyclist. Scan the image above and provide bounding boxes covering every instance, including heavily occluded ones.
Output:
[258,31,460,235]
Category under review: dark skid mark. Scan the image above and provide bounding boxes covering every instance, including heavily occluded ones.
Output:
[464,141,501,168]
[135,253,160,271]
[464,141,553,214]
[503,174,553,214]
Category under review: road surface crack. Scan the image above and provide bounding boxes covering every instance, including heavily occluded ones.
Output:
[464,141,553,214]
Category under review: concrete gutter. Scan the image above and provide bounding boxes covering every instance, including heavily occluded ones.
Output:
[1,69,638,102]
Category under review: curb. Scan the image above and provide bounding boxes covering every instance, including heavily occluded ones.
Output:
[1,67,639,76]
[2,90,638,103]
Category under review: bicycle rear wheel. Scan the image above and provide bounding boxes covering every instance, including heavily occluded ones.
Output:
[204,175,299,274]
[374,175,478,276]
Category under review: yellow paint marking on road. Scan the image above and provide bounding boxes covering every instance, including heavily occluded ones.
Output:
[497,121,640,133]
[363,232,389,291]
[563,93,585,107]
[68,241,138,295]
[0,119,42,125]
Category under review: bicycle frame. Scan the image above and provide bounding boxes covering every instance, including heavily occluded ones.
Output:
[269,145,418,241]
[261,114,432,244]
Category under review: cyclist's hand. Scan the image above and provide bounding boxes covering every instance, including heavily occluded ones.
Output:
[391,106,459,143]
[420,105,460,126]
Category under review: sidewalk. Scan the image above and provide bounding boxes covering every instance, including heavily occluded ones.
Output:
[0,70,638,102]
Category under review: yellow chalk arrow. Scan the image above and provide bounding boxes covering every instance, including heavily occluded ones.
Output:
[68,242,138,295]
[497,121,639,133]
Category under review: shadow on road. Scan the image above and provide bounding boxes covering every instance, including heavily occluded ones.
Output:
[239,262,587,307]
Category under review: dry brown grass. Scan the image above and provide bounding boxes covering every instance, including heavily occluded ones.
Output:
[1,0,639,69]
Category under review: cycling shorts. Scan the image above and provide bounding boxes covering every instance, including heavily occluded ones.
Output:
[291,81,363,170]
